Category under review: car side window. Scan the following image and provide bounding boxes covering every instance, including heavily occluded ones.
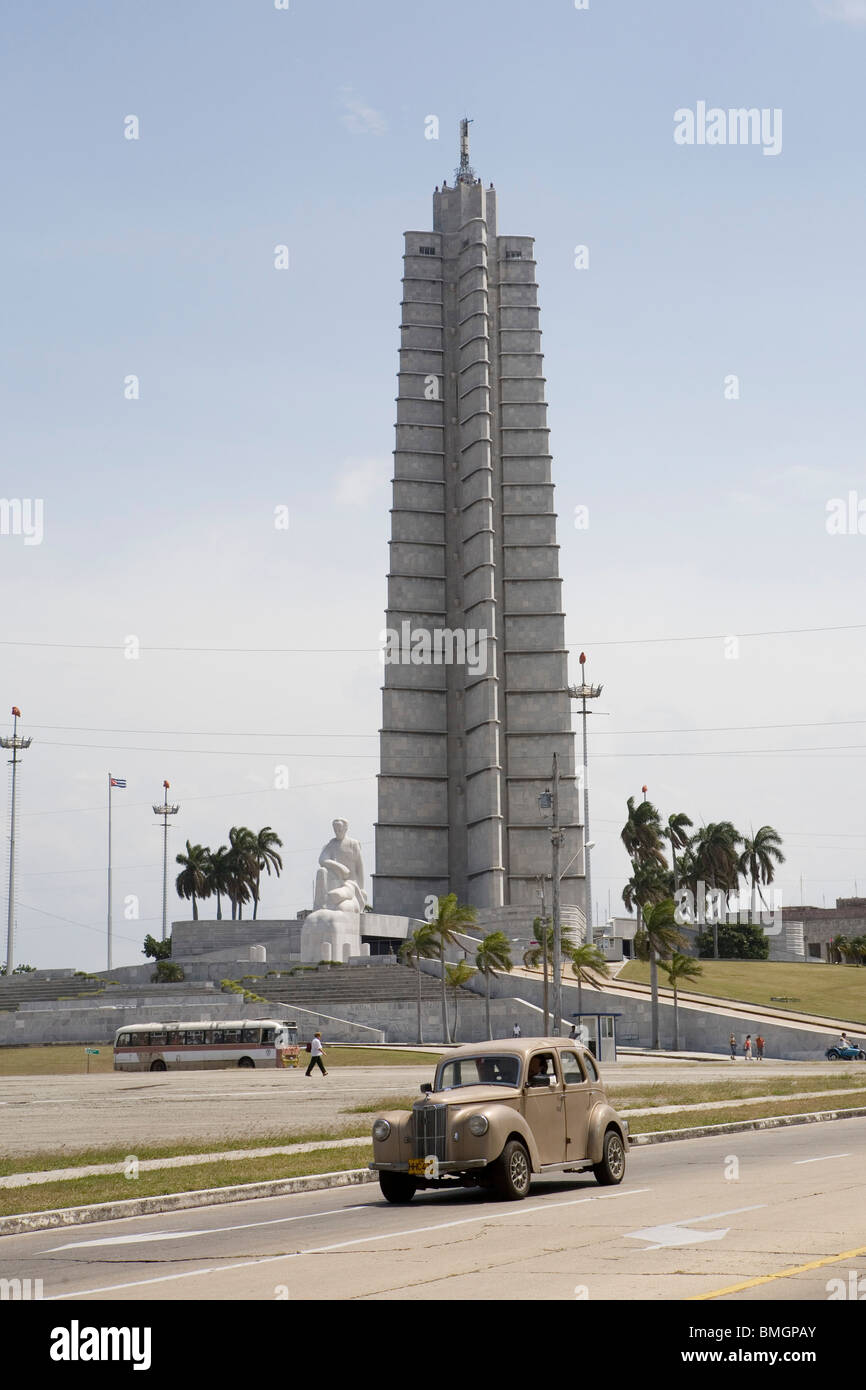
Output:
[526,1052,558,1085]
[559,1049,585,1085]
[583,1053,599,1082]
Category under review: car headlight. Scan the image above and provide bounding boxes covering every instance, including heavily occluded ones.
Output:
[468,1114,489,1137]
[372,1119,391,1142]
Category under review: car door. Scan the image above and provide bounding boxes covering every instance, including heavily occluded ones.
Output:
[522,1050,566,1164]
[559,1048,593,1162]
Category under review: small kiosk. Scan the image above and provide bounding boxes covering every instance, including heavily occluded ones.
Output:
[568,1012,622,1063]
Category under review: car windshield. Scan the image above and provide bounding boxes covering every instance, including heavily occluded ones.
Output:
[436,1055,521,1090]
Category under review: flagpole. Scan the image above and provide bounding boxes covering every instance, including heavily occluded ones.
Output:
[107,773,113,971]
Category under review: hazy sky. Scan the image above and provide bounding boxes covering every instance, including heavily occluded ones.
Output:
[3,0,866,970]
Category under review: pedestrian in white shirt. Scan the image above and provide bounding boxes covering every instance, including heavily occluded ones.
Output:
[305,1032,328,1077]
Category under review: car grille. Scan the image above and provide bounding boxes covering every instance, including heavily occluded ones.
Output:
[412,1102,447,1160]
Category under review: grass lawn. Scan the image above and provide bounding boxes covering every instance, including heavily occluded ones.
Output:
[0,1145,374,1218]
[0,1043,441,1076]
[630,1091,866,1135]
[617,960,866,1025]
[606,1073,866,1109]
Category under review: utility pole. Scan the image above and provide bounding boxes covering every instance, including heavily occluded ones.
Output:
[568,654,603,945]
[551,754,562,1034]
[536,874,549,1034]
[152,781,179,941]
[1,708,32,978]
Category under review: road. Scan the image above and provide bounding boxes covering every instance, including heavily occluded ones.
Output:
[4,1119,864,1301]
[0,1057,845,1157]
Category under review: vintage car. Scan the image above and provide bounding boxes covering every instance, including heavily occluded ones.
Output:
[370,1037,629,1203]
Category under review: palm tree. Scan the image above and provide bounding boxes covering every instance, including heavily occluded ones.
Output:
[737,826,785,922]
[635,899,688,1050]
[621,795,670,949]
[664,813,694,891]
[569,943,611,1019]
[429,894,478,1043]
[658,951,703,1050]
[523,915,580,1033]
[250,826,284,920]
[175,841,210,920]
[226,826,257,920]
[475,931,513,1040]
[693,822,742,958]
[205,845,231,921]
[399,922,440,1043]
[445,960,477,1042]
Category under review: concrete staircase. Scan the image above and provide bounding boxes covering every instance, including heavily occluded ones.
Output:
[254,963,444,1007]
[0,977,107,1011]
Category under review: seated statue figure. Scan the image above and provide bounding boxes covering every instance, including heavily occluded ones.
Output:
[313,818,367,914]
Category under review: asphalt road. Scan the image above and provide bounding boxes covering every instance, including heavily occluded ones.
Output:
[4,1118,864,1301]
[0,1057,846,1157]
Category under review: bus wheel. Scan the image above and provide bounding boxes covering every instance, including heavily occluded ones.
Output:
[150,1060,167,1072]
[238,1057,255,1068]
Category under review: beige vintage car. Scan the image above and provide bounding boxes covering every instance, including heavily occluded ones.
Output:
[370,1037,629,1203]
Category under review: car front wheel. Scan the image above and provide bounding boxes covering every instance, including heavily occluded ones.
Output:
[827,1050,840,1061]
[593,1129,626,1186]
[379,1171,417,1204]
[490,1139,531,1200]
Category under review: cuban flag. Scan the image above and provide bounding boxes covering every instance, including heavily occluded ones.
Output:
[110,776,127,788]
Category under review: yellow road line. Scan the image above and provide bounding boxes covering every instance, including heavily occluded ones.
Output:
[692,1245,866,1299]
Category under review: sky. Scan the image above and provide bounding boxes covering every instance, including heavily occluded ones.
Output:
[2,0,866,971]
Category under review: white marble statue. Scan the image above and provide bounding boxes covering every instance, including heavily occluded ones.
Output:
[313,818,367,914]
[300,819,367,964]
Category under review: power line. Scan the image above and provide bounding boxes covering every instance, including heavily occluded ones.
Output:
[2,619,866,654]
[19,774,376,818]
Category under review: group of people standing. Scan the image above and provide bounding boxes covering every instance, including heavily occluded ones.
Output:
[729,1032,765,1061]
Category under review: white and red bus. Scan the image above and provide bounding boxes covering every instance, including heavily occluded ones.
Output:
[113,1019,300,1072]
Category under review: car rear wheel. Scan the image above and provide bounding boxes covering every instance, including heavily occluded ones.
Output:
[593,1129,626,1186]
[149,1060,166,1072]
[379,1171,416,1204]
[490,1140,531,1200]
[238,1057,255,1068]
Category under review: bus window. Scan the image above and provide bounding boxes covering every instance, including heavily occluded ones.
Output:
[262,1027,275,1044]
[241,1028,260,1043]
[184,1030,205,1046]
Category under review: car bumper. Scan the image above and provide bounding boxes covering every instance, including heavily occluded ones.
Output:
[370,1160,488,1174]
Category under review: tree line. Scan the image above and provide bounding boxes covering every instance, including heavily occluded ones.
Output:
[175,827,283,921]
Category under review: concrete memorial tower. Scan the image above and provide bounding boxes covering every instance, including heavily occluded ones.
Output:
[373,122,583,923]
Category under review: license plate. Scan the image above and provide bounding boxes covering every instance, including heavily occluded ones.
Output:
[408,1158,428,1176]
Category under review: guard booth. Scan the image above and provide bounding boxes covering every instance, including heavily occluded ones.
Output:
[569,1012,621,1063]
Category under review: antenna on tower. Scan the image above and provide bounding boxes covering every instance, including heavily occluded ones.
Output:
[455,116,476,184]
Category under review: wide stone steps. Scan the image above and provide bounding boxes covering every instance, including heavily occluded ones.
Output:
[253,965,446,1005]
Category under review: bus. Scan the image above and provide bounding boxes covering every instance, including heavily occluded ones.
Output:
[113,1019,300,1072]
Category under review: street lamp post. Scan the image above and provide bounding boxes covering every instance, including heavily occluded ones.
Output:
[152,781,179,942]
[538,755,564,1035]
[568,653,603,945]
[1,708,32,977]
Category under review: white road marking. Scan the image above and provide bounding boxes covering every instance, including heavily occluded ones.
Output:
[47,1186,653,1299]
[45,1204,374,1251]
[625,1203,766,1252]
[793,1153,850,1165]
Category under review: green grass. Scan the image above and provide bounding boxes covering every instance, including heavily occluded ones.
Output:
[630,1091,866,1134]
[617,960,866,1025]
[607,1073,866,1110]
[0,1145,374,1218]
[0,1043,441,1076]
[0,1124,371,1178]
[350,1094,420,1114]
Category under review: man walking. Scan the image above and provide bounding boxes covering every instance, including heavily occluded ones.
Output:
[729,1032,736,1061]
[756,1033,765,1061]
[305,1032,328,1077]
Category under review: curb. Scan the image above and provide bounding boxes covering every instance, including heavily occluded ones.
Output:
[630,1104,866,1145]
[4,1105,865,1236]
[0,1167,378,1237]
